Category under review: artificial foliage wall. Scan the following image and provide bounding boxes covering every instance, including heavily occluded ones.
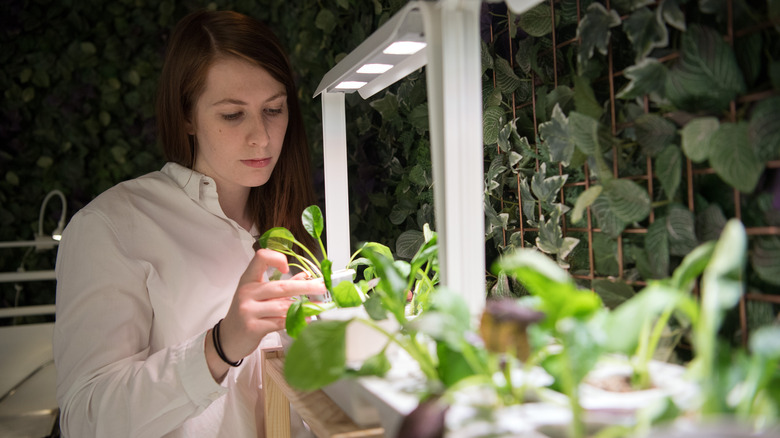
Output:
[2,0,779,342]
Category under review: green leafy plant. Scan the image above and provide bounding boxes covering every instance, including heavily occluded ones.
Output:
[496,249,604,438]
[265,205,444,392]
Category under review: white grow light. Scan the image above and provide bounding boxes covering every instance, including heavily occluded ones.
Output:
[315,0,543,317]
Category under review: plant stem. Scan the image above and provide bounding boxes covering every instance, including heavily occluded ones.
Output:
[356,318,439,382]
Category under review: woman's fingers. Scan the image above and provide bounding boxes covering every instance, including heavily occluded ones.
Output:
[240,249,290,283]
[242,278,326,301]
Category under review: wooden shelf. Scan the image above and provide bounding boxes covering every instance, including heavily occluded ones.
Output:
[261,348,385,438]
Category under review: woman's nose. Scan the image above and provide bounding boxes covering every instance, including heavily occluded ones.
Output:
[248,113,270,147]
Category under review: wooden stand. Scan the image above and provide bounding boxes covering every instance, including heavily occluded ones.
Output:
[261,348,385,438]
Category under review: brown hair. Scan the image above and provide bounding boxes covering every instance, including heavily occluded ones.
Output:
[156,10,316,249]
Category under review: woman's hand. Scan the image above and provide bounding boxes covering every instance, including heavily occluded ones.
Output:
[205,249,325,380]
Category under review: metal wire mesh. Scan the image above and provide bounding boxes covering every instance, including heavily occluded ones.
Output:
[490,0,780,347]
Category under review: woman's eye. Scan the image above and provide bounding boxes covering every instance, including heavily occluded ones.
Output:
[265,108,283,116]
[222,112,243,121]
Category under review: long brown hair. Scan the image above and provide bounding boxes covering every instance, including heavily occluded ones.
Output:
[156,10,316,249]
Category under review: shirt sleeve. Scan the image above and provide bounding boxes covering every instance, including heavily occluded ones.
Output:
[53,208,227,438]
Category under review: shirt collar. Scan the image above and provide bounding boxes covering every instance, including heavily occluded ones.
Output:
[161,162,258,236]
[161,162,216,203]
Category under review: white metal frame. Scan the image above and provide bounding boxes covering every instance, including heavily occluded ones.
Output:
[315,0,552,317]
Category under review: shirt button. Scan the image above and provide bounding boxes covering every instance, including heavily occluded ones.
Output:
[203,181,209,185]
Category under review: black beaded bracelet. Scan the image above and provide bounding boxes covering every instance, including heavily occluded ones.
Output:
[212,319,243,367]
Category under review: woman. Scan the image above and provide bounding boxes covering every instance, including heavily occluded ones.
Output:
[53,10,324,437]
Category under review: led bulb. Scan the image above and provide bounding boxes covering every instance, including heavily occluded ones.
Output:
[383,41,426,55]
[357,63,394,74]
[334,81,367,90]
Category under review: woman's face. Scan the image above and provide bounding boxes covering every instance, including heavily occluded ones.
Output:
[189,57,288,194]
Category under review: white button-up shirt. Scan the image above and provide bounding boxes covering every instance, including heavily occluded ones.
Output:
[54,162,283,437]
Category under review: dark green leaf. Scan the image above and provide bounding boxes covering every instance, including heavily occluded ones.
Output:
[494,57,521,93]
[655,144,682,200]
[519,3,554,37]
[623,7,668,61]
[646,218,670,278]
[709,121,762,193]
[370,91,399,119]
[617,58,668,99]
[665,25,746,112]
[748,96,780,162]
[603,179,651,223]
[573,75,603,119]
[284,320,349,391]
[314,8,337,34]
[666,205,698,256]
[696,204,727,243]
[681,117,719,163]
[634,114,677,157]
[483,106,505,145]
[592,195,628,238]
[569,111,601,156]
[751,237,780,286]
[396,230,424,259]
[592,278,636,309]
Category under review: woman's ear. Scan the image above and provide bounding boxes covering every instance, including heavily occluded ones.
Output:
[185,119,195,135]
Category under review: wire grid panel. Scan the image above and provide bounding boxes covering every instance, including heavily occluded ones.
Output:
[488,0,780,346]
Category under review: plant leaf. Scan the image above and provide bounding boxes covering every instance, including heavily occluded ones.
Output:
[314,8,337,34]
[681,117,719,163]
[483,106,505,145]
[634,114,677,157]
[660,0,686,31]
[494,57,521,94]
[577,3,622,70]
[616,58,668,99]
[646,218,670,278]
[592,195,628,238]
[284,320,349,391]
[332,281,362,308]
[655,144,682,200]
[539,104,575,166]
[573,75,603,119]
[623,7,668,61]
[592,278,636,309]
[396,230,425,260]
[571,185,603,224]
[257,227,297,252]
[665,24,746,112]
[709,121,762,193]
[603,179,651,223]
[302,205,324,240]
[751,237,780,286]
[569,111,601,156]
[666,205,698,256]
[519,3,554,37]
[531,164,568,205]
[748,96,780,162]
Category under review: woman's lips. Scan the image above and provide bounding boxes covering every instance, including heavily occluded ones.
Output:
[241,158,271,168]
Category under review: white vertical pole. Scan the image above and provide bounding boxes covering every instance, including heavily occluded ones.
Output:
[321,92,351,270]
[421,1,486,318]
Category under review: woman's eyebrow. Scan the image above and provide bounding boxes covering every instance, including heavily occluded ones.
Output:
[212,92,287,107]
